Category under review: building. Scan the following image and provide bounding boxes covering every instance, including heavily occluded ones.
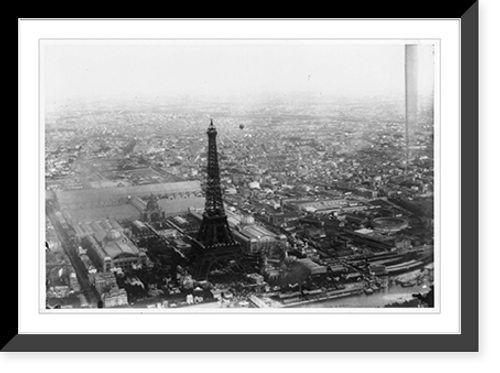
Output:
[229,213,288,255]
[128,194,206,223]
[47,285,71,299]
[77,220,148,272]
[246,273,265,285]
[265,212,301,228]
[343,213,368,225]
[102,287,128,308]
[74,219,124,241]
[130,220,151,238]
[89,272,118,294]
[355,188,378,199]
[284,198,370,215]
[56,181,203,223]
[80,253,97,274]
[248,181,260,189]
[368,264,387,276]
[56,181,203,209]
[328,263,345,275]
[296,257,327,276]
[141,195,164,222]
[69,271,80,292]
[262,265,281,281]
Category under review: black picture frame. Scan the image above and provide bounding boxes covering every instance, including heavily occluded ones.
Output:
[9,7,478,352]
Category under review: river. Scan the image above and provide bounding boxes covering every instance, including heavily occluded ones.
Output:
[297,282,432,308]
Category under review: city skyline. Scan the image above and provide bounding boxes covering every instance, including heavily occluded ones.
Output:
[43,40,436,310]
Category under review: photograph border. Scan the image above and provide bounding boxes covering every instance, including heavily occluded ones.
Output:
[8,6,478,352]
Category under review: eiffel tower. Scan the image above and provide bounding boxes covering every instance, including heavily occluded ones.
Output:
[189,120,250,280]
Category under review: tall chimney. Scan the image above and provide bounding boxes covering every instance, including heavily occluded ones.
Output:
[405,44,419,171]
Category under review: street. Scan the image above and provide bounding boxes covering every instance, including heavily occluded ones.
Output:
[46,203,100,307]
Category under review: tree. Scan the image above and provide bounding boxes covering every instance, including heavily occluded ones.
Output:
[281,263,309,291]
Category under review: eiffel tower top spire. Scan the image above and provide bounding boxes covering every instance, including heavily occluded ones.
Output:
[203,119,224,216]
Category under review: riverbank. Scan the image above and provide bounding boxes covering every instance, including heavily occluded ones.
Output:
[295,282,432,308]
[280,288,364,308]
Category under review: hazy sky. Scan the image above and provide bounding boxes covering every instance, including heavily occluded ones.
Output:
[43,40,435,106]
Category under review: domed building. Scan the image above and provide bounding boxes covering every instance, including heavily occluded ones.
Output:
[104,229,123,243]
[231,212,288,255]
[239,214,255,226]
[142,195,164,222]
[77,219,148,273]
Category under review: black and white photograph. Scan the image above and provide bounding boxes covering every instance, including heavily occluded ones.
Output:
[41,39,437,311]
